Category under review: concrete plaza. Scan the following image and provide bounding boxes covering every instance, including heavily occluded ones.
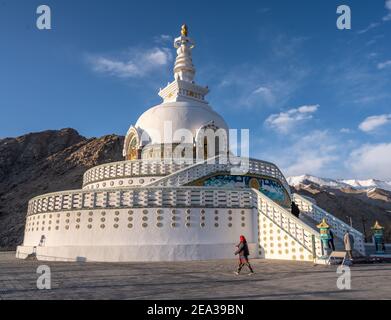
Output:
[1,252,390,300]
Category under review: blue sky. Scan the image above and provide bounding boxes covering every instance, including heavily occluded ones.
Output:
[1,0,391,179]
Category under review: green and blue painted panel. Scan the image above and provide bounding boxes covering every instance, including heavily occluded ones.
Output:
[189,174,291,207]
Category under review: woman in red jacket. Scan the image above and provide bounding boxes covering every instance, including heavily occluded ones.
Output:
[234,235,254,275]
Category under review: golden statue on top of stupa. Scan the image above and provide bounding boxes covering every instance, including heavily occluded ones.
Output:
[181,24,188,37]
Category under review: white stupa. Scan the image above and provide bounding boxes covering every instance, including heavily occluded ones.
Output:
[123,24,228,161]
[16,26,366,262]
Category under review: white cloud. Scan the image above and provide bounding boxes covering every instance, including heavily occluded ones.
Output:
[216,71,308,111]
[247,78,303,108]
[88,47,172,78]
[154,34,172,44]
[285,156,335,178]
[297,105,318,113]
[251,86,275,106]
[359,114,391,132]
[358,2,391,34]
[211,31,310,111]
[357,22,380,34]
[377,60,391,70]
[383,0,391,21]
[270,35,310,58]
[324,53,391,107]
[264,130,340,177]
[265,104,319,133]
[340,128,352,134]
[90,57,140,78]
[217,74,304,110]
[348,143,391,180]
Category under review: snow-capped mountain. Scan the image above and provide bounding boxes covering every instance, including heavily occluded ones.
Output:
[287,175,391,192]
[289,175,391,241]
[340,179,391,192]
[287,175,349,189]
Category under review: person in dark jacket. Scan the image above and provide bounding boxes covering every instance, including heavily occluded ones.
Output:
[291,201,300,218]
[234,235,254,275]
[328,230,335,251]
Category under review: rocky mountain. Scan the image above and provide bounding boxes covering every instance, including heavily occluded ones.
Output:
[289,175,391,242]
[0,128,124,250]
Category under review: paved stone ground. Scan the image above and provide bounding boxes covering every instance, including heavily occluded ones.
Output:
[1,251,390,300]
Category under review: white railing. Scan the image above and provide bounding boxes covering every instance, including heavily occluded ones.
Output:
[82,159,194,187]
[293,193,366,256]
[253,189,323,259]
[147,156,291,197]
[27,187,254,216]
[248,158,290,192]
[147,156,222,187]
[82,157,291,194]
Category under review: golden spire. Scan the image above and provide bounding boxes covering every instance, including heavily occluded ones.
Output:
[181,24,188,37]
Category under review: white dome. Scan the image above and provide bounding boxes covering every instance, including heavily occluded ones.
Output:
[135,101,229,144]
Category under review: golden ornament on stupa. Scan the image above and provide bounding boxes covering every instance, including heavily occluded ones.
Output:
[181,24,188,37]
[372,220,384,230]
[317,218,330,229]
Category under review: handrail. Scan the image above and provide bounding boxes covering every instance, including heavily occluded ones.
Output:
[83,158,194,176]
[81,156,291,196]
[293,193,366,256]
[28,185,252,202]
[254,190,321,236]
[293,194,363,237]
[145,155,221,187]
[247,157,290,192]
[27,186,254,216]
[253,189,323,259]
[146,155,291,196]
[82,159,194,187]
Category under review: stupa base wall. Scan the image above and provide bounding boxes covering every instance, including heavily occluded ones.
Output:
[16,243,257,262]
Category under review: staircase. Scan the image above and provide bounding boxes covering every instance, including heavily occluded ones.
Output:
[293,193,366,256]
[299,214,346,251]
[253,189,325,263]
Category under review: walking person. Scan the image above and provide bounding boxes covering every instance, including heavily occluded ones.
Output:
[343,230,355,261]
[234,235,254,275]
[328,230,335,251]
[291,201,300,218]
